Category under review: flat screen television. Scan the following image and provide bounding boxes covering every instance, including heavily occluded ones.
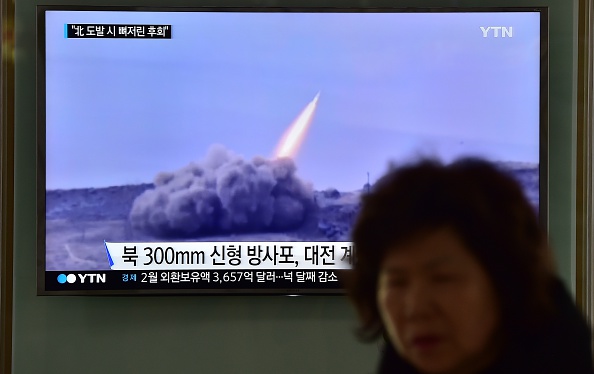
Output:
[37,5,548,295]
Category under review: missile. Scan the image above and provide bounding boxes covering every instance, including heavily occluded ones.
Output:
[313,91,320,103]
[273,92,321,159]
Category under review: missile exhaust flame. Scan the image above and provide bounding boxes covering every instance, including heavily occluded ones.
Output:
[274,92,320,159]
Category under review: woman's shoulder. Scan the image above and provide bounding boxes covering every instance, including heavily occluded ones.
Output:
[494,277,593,373]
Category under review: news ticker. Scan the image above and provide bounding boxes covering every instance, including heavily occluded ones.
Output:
[104,241,353,270]
[65,24,172,38]
[45,270,346,291]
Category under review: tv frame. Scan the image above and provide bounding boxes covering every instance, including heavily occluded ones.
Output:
[36,4,550,296]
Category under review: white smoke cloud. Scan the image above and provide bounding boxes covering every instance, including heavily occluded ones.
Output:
[129,144,314,238]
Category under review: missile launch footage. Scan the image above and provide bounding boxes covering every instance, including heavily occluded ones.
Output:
[44,11,541,271]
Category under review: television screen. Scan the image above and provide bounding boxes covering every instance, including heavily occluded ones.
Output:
[37,6,548,295]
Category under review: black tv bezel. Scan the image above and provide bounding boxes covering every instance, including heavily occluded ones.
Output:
[36,5,550,296]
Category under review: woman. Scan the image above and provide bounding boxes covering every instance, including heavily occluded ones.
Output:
[344,157,593,373]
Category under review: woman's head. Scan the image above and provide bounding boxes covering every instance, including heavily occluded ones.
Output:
[345,157,555,373]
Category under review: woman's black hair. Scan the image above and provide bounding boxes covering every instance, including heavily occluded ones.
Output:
[344,157,555,342]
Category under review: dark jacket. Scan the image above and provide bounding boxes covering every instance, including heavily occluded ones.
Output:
[378,278,593,374]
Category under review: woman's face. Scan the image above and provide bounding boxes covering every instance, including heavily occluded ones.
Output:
[377,227,500,374]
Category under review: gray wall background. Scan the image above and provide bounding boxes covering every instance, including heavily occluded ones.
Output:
[12,0,578,373]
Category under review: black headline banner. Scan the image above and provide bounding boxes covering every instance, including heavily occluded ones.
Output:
[66,24,172,39]
[45,270,347,292]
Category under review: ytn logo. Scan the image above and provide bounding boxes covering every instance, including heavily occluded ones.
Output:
[57,273,107,284]
[480,26,513,38]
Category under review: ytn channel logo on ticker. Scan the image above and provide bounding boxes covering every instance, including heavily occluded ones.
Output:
[57,273,107,284]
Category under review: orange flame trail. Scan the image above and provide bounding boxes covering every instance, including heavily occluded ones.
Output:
[274,92,320,159]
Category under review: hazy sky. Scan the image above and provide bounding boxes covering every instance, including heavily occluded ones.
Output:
[44,10,541,190]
